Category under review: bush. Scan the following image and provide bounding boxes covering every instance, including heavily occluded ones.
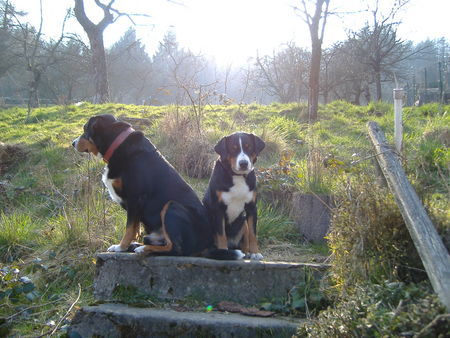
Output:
[328,175,425,288]
[298,281,447,337]
[155,111,215,178]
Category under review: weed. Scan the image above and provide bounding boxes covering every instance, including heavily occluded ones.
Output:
[111,285,159,306]
[257,201,300,244]
[155,111,215,178]
[0,213,39,262]
[298,281,447,337]
[261,266,330,317]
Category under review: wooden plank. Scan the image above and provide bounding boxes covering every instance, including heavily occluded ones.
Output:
[367,121,450,311]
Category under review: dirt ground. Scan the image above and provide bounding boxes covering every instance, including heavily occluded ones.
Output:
[260,240,329,264]
[0,142,27,175]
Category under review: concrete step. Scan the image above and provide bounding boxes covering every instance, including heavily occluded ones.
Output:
[69,303,301,338]
[94,253,329,306]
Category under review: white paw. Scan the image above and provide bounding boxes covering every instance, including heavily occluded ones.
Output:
[250,253,264,260]
[234,249,246,260]
[134,246,146,254]
[107,244,127,252]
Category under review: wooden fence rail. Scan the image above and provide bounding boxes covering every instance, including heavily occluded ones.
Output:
[367,121,450,311]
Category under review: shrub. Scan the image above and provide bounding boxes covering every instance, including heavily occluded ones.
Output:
[328,175,425,288]
[155,111,215,178]
[257,151,297,208]
[258,127,291,164]
[298,281,447,337]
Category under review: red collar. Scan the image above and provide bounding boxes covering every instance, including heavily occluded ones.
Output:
[103,127,134,163]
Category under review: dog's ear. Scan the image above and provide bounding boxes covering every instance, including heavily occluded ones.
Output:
[85,116,101,139]
[89,115,125,134]
[112,120,131,131]
[253,134,265,155]
[214,136,228,158]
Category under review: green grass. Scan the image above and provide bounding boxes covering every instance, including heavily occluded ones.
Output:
[257,201,300,244]
[0,101,448,335]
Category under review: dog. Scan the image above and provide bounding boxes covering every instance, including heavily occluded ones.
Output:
[72,114,242,259]
[203,132,265,260]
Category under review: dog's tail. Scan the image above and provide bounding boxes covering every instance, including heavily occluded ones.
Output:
[204,248,246,260]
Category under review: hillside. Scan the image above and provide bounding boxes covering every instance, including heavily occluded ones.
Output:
[0,102,449,336]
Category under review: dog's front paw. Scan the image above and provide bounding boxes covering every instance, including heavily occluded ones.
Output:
[134,246,146,255]
[107,244,127,252]
[249,253,264,260]
[127,242,142,252]
[234,249,246,260]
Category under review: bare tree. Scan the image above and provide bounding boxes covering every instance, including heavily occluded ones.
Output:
[73,0,147,103]
[254,42,309,103]
[0,0,21,79]
[347,0,415,101]
[10,0,68,115]
[297,0,331,121]
[322,41,372,104]
[157,32,216,131]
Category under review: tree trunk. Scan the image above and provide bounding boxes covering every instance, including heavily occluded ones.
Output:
[27,69,41,116]
[308,41,321,122]
[74,0,112,104]
[303,0,329,122]
[90,31,109,103]
[364,85,371,103]
[375,69,382,101]
[354,92,361,105]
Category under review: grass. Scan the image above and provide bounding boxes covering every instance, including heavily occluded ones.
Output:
[0,101,448,335]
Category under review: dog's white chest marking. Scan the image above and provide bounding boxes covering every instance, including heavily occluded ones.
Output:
[221,176,253,223]
[102,167,122,204]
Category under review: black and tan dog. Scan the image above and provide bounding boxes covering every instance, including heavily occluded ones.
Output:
[72,114,242,259]
[203,132,265,260]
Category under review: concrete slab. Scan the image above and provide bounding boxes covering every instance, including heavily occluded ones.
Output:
[94,254,328,305]
[69,303,301,338]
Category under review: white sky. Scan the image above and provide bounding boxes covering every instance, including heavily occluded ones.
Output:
[10,0,450,65]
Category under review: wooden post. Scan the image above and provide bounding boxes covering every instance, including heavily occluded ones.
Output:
[367,121,450,311]
[393,88,404,153]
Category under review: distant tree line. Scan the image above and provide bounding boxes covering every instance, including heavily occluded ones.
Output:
[0,0,448,108]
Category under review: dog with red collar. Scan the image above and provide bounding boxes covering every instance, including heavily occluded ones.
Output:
[72,114,242,259]
[203,132,265,260]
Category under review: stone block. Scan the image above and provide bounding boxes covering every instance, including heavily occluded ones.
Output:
[69,303,301,338]
[93,254,328,306]
[290,193,334,243]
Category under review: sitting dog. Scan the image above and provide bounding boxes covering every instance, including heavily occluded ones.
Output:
[72,114,242,259]
[203,132,265,260]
